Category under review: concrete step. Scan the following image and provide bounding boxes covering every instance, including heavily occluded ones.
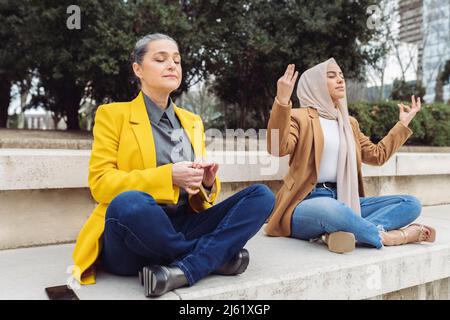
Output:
[1,205,449,300]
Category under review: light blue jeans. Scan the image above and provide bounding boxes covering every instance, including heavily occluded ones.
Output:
[290,186,422,249]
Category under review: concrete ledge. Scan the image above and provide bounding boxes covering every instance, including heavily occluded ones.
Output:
[0,149,90,190]
[0,205,449,300]
[1,149,450,190]
[0,188,95,250]
[396,153,450,176]
[1,149,449,250]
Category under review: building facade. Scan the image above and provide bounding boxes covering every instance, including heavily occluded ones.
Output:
[399,0,450,103]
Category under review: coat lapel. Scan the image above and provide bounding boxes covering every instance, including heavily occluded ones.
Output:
[129,92,157,168]
[307,107,324,177]
[129,92,201,167]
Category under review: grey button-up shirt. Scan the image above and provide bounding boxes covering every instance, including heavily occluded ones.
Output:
[143,93,195,208]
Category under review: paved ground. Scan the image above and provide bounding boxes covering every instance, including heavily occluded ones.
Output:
[2,128,450,152]
[0,128,92,149]
[0,205,449,300]
[0,128,92,139]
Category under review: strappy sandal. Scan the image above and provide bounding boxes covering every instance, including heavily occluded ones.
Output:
[399,223,436,244]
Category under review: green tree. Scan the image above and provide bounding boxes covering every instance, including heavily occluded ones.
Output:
[1,0,390,131]
[24,0,135,130]
[0,0,32,128]
[89,0,204,103]
[25,0,212,129]
[391,78,426,102]
[183,0,386,129]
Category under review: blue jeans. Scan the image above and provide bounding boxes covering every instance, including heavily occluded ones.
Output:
[99,184,275,285]
[290,186,422,249]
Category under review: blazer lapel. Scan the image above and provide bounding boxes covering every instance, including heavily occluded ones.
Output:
[129,92,157,168]
[308,107,324,177]
[174,104,202,158]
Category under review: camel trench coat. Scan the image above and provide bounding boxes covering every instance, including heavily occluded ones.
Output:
[265,99,413,237]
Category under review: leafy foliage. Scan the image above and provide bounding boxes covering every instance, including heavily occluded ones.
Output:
[2,0,385,130]
[349,100,450,146]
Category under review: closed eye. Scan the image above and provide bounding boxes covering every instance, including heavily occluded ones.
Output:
[327,71,344,79]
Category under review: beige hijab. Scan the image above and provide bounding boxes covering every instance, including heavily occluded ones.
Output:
[296,57,361,215]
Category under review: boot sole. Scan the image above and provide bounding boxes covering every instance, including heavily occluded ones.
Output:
[235,249,250,275]
[326,232,355,254]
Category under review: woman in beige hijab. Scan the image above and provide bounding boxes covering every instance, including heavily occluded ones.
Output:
[266,58,436,253]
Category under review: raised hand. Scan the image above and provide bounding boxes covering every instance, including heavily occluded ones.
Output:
[398,95,421,127]
[276,64,299,105]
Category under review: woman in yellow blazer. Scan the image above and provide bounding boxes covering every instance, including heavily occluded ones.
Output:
[72,33,275,297]
[266,59,435,253]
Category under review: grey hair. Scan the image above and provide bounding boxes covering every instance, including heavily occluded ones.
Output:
[132,33,178,65]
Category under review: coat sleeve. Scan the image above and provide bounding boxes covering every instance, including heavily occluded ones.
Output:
[352,117,413,166]
[267,98,300,157]
[88,105,180,204]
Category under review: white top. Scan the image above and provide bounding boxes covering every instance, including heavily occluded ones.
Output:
[317,117,340,183]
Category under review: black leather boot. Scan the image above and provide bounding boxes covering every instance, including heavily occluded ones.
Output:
[142,265,189,297]
[213,248,250,275]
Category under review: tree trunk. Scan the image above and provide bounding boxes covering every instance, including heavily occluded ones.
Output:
[59,84,83,130]
[65,98,81,130]
[0,76,11,128]
[434,67,444,103]
[52,113,62,130]
[379,68,385,101]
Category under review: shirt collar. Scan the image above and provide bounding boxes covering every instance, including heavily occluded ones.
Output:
[143,92,176,126]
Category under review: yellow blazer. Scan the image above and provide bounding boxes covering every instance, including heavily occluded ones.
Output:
[72,92,221,285]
